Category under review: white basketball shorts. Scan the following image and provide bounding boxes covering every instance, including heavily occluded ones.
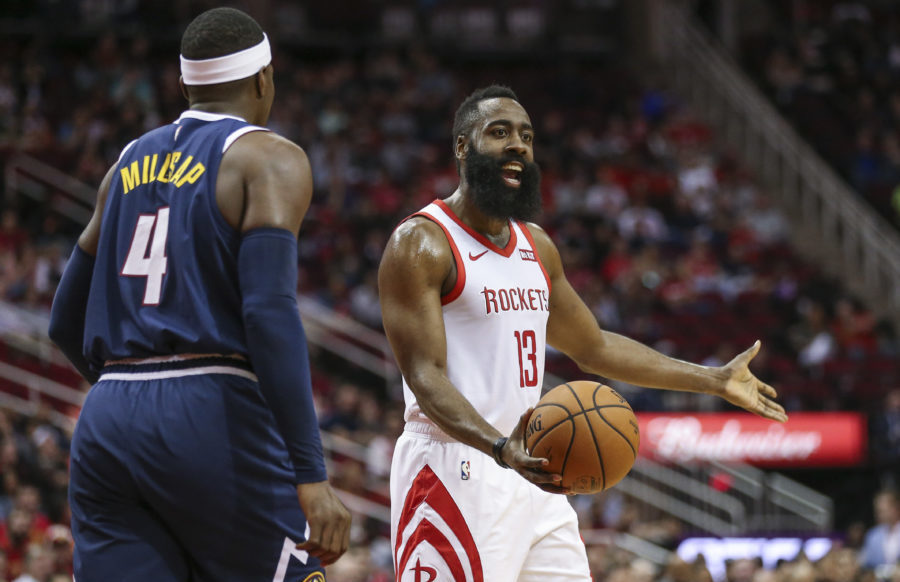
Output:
[390,422,591,582]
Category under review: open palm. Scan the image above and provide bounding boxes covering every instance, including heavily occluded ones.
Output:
[719,341,788,423]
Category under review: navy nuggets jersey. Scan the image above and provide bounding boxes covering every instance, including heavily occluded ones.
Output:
[84,111,269,366]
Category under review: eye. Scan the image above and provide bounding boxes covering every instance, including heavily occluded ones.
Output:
[492,127,508,138]
[522,133,534,143]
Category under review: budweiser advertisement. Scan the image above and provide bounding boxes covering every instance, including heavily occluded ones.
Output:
[636,412,867,467]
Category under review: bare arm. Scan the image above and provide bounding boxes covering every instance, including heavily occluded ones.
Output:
[378,218,502,453]
[529,224,787,423]
[379,218,561,487]
[77,164,115,255]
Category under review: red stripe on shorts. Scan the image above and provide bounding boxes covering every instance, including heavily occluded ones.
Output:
[394,464,483,582]
[398,518,467,582]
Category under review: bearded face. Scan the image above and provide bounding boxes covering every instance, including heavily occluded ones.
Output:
[464,145,542,222]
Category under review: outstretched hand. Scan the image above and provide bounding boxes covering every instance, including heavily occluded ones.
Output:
[500,408,570,494]
[718,340,788,423]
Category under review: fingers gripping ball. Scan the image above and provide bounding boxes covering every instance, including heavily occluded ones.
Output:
[524,382,640,494]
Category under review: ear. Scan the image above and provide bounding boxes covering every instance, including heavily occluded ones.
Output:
[455,135,469,162]
[178,77,189,102]
[255,67,266,98]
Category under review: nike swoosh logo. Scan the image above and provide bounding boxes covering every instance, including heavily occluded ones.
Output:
[468,250,489,261]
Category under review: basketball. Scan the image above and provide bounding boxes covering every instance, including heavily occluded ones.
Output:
[524,381,640,494]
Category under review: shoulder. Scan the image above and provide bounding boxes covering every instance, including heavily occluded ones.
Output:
[218,131,313,233]
[223,130,310,179]
[385,215,451,259]
[381,215,454,278]
[521,221,553,248]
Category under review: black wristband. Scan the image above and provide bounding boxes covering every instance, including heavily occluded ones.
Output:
[492,437,510,468]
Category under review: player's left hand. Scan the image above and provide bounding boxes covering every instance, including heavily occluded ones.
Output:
[295,480,351,566]
[717,340,788,423]
[502,408,570,494]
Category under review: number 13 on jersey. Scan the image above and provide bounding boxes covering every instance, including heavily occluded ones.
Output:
[122,207,169,305]
[514,329,538,388]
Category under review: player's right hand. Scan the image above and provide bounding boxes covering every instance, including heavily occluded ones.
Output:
[295,480,351,566]
[501,408,570,494]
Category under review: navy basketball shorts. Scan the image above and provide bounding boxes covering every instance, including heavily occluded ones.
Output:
[68,357,324,582]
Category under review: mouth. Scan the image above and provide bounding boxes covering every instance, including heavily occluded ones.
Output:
[501,162,523,188]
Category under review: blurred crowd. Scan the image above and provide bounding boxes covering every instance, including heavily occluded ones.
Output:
[741,0,900,228]
[1,4,900,582]
[1,25,896,409]
[0,409,72,582]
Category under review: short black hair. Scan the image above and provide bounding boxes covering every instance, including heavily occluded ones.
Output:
[181,7,264,60]
[452,85,520,144]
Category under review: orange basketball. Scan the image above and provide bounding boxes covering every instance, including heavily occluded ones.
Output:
[524,381,640,494]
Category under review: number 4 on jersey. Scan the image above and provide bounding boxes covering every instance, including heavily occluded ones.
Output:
[122,207,169,305]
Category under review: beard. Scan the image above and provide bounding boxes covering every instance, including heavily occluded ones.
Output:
[464,147,542,222]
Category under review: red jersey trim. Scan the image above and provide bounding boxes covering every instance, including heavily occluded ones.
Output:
[433,199,518,257]
[409,211,466,306]
[517,221,552,295]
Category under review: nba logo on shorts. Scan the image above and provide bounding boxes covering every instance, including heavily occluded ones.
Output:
[460,460,470,480]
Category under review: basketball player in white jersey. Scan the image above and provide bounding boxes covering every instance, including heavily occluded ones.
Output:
[378,85,788,581]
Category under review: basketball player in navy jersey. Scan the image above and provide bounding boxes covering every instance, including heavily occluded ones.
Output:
[379,85,788,581]
[48,8,349,581]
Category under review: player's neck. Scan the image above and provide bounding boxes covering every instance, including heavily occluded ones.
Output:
[444,189,509,241]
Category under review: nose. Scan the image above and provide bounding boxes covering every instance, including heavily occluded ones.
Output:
[505,133,529,157]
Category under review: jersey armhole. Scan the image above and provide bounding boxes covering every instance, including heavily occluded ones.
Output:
[207,126,272,243]
[405,212,466,306]
[223,126,269,153]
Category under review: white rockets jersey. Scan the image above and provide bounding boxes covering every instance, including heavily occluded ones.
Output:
[401,199,552,436]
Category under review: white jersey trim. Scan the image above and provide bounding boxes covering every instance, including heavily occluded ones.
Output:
[99,366,258,383]
[176,110,248,123]
[116,139,138,163]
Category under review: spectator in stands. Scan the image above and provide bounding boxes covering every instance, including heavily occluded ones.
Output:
[617,190,668,244]
[860,489,900,573]
[11,543,53,582]
[790,301,837,368]
[604,565,634,582]
[831,297,878,359]
[44,526,71,579]
[818,547,864,582]
[585,165,629,220]
[726,557,761,582]
[319,383,362,438]
[0,212,26,256]
[660,555,713,582]
[870,389,900,483]
[8,489,47,537]
[744,194,790,246]
[751,570,777,582]
[0,508,37,580]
